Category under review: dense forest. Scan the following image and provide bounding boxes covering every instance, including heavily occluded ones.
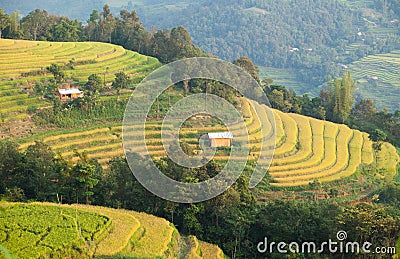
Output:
[135,0,400,87]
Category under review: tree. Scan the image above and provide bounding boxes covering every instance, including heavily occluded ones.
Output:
[233,57,260,83]
[8,11,23,39]
[47,64,65,83]
[21,9,48,40]
[0,9,10,39]
[99,5,115,43]
[261,78,273,88]
[170,26,202,59]
[352,99,377,121]
[0,140,22,195]
[323,71,356,123]
[370,128,387,151]
[85,74,102,93]
[84,74,103,109]
[338,203,400,249]
[112,71,130,97]
[71,151,100,204]
[47,18,83,42]
[183,204,203,235]
[378,183,400,207]
[113,10,149,53]
[149,26,204,63]
[86,10,100,41]
[24,141,57,200]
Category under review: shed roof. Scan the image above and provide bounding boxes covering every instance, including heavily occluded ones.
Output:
[58,88,82,95]
[208,132,233,139]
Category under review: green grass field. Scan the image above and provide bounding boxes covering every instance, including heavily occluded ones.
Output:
[0,39,160,122]
[0,202,223,259]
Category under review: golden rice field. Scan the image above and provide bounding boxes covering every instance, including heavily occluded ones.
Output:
[17,98,399,187]
[0,202,222,259]
[184,236,225,259]
[0,39,160,121]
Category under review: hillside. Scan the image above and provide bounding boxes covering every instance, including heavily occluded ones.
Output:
[0,202,224,259]
[133,0,400,110]
[348,49,400,111]
[0,39,160,137]
[17,98,399,187]
[0,39,397,190]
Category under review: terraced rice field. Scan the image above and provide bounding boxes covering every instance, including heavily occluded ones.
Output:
[0,202,222,259]
[339,0,375,8]
[184,236,224,259]
[259,67,312,95]
[17,98,399,187]
[0,39,160,121]
[348,49,400,111]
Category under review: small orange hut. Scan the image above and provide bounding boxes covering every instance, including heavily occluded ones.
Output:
[56,88,83,102]
[207,132,233,147]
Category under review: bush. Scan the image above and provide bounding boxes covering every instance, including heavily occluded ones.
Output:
[27,105,37,114]
[5,187,25,202]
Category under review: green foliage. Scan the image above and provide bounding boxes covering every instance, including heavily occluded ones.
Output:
[370,128,388,142]
[378,183,400,207]
[150,26,206,63]
[0,140,23,195]
[338,203,400,249]
[47,18,84,42]
[324,71,356,123]
[112,71,130,95]
[0,8,10,39]
[20,9,48,41]
[349,99,400,147]
[0,139,106,205]
[85,74,103,93]
[34,99,127,128]
[47,64,65,83]
[233,56,260,83]
[263,83,326,120]
[72,151,100,204]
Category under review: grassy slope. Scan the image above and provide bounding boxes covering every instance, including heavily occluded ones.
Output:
[0,202,223,259]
